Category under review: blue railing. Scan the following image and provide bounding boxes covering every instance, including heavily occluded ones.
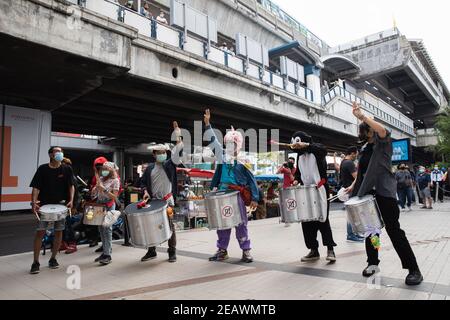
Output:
[81,0,314,103]
[322,86,415,135]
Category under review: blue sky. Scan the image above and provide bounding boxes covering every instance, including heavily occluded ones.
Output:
[274,0,450,90]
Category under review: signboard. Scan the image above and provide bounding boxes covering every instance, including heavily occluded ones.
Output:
[235,33,269,67]
[280,56,305,83]
[392,138,411,163]
[1,106,51,212]
[170,0,218,43]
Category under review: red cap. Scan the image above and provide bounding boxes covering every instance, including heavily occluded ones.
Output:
[93,157,108,167]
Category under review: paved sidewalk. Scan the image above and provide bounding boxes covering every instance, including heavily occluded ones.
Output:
[0,202,449,300]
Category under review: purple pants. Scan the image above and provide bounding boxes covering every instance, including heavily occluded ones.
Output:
[216,196,251,251]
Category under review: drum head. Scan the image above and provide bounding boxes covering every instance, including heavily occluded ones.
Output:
[39,204,68,214]
[205,190,240,199]
[125,200,167,215]
[345,195,374,206]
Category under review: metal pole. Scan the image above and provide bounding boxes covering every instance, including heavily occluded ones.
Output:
[206,15,211,58]
[182,3,187,45]
[244,36,249,73]
[0,104,5,213]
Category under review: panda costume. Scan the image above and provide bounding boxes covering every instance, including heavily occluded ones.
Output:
[291,131,337,262]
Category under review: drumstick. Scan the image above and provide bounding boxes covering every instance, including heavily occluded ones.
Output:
[327,194,340,203]
[269,140,294,148]
[34,211,41,221]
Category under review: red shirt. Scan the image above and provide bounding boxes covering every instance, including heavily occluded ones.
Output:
[279,167,295,189]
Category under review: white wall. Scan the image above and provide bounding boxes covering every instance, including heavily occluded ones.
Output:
[1,106,51,212]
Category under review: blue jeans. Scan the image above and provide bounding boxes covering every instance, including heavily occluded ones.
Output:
[99,203,115,256]
[397,188,412,209]
[347,222,362,239]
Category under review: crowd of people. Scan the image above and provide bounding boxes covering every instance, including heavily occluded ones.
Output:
[28,105,431,286]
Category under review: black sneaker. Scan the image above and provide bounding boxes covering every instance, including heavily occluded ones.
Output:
[301,250,320,262]
[30,262,40,274]
[209,249,229,262]
[326,250,337,263]
[141,248,157,262]
[48,258,59,269]
[406,270,423,286]
[89,241,98,248]
[95,254,105,263]
[95,246,104,253]
[362,265,380,277]
[168,250,177,263]
[99,255,112,265]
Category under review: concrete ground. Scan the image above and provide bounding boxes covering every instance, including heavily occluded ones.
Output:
[0,202,449,300]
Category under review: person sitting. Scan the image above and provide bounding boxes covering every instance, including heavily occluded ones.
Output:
[180,184,195,200]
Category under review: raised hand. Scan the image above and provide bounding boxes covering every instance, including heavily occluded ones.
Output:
[204,109,211,126]
[352,102,365,121]
[172,121,182,142]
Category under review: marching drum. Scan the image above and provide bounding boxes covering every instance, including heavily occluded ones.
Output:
[39,204,68,222]
[204,190,242,230]
[280,185,327,223]
[125,200,172,249]
[83,204,107,226]
[344,196,384,236]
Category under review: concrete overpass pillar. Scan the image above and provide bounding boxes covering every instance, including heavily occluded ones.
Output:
[113,148,125,180]
[126,156,134,181]
[305,65,322,105]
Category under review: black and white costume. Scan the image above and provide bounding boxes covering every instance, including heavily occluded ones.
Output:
[291,132,336,250]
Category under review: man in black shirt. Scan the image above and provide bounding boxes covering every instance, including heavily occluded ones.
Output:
[29,146,75,274]
[340,146,364,242]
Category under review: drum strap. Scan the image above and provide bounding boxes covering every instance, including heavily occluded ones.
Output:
[162,193,173,201]
[317,178,327,189]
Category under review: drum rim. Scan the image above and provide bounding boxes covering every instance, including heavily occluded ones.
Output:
[344,195,376,206]
[39,204,68,215]
[205,190,240,199]
[283,185,317,191]
[125,205,168,216]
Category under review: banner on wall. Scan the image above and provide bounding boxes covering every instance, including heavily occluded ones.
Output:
[0,106,51,212]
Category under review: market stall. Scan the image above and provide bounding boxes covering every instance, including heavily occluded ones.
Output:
[175,168,214,230]
[255,175,283,219]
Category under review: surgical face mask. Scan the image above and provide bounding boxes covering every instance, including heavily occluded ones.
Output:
[54,152,64,162]
[419,169,425,174]
[434,167,439,171]
[101,170,110,177]
[156,154,167,163]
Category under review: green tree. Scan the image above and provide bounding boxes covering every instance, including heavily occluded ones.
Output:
[435,106,450,160]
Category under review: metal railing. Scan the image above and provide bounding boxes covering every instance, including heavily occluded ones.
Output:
[409,50,441,104]
[80,0,314,103]
[322,86,415,136]
[257,0,324,49]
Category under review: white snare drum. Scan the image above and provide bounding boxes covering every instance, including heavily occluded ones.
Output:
[280,185,327,223]
[204,190,242,230]
[83,204,107,226]
[39,204,68,222]
[345,196,384,236]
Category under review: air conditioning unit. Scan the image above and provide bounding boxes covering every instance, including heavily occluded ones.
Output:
[308,107,316,117]
[271,94,281,105]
